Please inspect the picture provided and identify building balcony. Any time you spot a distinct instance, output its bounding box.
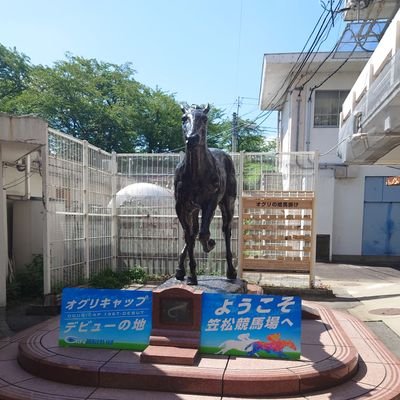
[338,8,400,164]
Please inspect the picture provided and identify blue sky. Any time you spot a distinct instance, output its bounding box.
[0,0,344,138]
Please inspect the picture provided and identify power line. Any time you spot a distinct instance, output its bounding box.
[261,0,344,113]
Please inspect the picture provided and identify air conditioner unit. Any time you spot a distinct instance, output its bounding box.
[334,165,359,179]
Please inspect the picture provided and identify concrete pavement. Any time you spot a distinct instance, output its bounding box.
[314,262,400,358]
[244,262,400,359]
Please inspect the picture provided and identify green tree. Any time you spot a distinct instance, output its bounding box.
[134,88,182,153]
[0,44,274,154]
[236,119,277,152]
[0,44,31,103]
[207,114,276,153]
[5,55,145,152]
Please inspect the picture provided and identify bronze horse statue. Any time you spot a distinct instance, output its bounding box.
[174,104,237,285]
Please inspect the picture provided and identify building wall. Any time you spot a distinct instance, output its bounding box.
[332,165,397,257]
[305,71,362,161]
[12,199,44,272]
[278,68,400,261]
[280,96,292,153]
[315,168,335,259]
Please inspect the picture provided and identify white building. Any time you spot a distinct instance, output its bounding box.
[0,114,48,308]
[259,1,400,264]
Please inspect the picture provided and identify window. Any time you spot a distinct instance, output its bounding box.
[314,90,349,127]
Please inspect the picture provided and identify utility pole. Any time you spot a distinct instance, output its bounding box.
[232,96,241,153]
[232,112,238,153]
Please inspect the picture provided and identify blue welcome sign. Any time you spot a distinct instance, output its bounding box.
[59,288,152,350]
[200,293,301,360]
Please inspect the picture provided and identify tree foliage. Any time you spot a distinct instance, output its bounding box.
[0,45,274,153]
[134,88,182,153]
[0,44,31,101]
[208,114,276,153]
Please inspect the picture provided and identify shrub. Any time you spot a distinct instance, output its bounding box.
[127,266,147,284]
[88,266,148,288]
[6,254,44,301]
[89,268,124,289]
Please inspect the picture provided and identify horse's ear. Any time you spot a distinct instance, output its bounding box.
[204,103,210,114]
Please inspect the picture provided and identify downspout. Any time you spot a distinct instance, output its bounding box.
[295,88,303,151]
[305,92,313,151]
[277,110,282,153]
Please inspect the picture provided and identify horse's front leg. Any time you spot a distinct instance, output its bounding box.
[175,207,191,281]
[199,200,217,253]
[176,209,199,285]
[176,234,197,285]
[176,243,188,281]
[187,212,199,285]
[220,198,237,280]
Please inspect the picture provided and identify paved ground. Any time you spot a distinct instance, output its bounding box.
[316,262,400,358]
[245,262,400,359]
[2,261,400,360]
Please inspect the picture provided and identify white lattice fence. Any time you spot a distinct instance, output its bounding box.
[116,153,241,277]
[46,130,114,291]
[44,130,316,292]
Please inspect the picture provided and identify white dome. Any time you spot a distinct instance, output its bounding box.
[112,183,174,208]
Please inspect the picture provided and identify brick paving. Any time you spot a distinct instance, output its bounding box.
[0,301,399,399]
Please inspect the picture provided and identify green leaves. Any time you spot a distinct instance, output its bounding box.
[0,44,31,101]
[0,44,275,154]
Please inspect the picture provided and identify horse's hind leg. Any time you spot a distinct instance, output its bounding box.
[220,197,237,280]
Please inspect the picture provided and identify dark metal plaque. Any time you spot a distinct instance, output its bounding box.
[160,298,193,325]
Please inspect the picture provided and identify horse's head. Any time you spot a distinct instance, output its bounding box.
[181,104,210,149]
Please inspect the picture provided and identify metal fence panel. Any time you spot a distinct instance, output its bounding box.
[47,130,113,290]
[87,145,113,276]
[47,130,85,289]
[46,131,316,291]
[115,153,241,277]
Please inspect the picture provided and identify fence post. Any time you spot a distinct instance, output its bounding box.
[82,141,90,281]
[0,145,7,307]
[177,152,185,266]
[237,151,244,278]
[42,135,51,295]
[111,151,117,271]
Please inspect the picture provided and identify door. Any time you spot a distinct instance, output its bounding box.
[362,176,400,255]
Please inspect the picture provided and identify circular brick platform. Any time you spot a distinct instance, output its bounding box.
[16,302,360,397]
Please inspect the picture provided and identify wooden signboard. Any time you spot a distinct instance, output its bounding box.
[240,192,315,279]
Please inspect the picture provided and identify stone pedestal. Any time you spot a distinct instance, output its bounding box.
[140,285,203,365]
[158,275,248,293]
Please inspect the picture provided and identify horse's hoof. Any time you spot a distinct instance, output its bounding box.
[202,239,216,253]
[227,270,237,280]
[175,269,185,281]
[208,239,216,251]
[187,276,198,285]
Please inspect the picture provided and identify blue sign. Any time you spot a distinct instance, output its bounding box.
[200,293,301,360]
[59,288,152,350]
